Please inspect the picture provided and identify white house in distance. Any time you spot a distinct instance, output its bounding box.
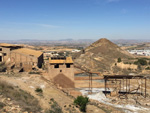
[128,50,150,56]
[71,49,81,53]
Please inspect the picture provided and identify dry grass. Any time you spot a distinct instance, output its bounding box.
[45,98,63,113]
[0,80,41,112]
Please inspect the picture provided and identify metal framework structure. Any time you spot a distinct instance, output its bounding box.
[104,75,147,98]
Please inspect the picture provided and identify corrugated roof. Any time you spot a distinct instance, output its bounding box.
[12,48,43,57]
[49,57,73,64]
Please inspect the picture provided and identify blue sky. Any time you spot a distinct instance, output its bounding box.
[0,0,150,40]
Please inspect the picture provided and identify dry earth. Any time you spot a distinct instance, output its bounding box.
[0,72,127,113]
[0,73,81,113]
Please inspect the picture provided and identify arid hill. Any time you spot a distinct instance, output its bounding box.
[74,38,134,74]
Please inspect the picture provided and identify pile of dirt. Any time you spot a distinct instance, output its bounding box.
[74,38,134,74]
[53,73,75,88]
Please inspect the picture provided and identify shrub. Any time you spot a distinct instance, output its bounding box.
[124,62,129,64]
[35,88,43,93]
[128,68,131,70]
[46,99,62,113]
[145,67,150,70]
[74,96,89,112]
[29,71,40,74]
[117,58,122,63]
[134,59,147,65]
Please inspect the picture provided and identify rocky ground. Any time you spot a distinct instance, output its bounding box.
[0,96,24,113]
[0,72,81,113]
[0,72,127,113]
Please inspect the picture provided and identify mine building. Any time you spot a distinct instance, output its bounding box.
[10,48,43,71]
[48,56,74,88]
[0,43,43,72]
[0,43,22,62]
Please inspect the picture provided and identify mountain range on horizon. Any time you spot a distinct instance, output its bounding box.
[0,38,150,47]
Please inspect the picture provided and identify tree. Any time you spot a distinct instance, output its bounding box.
[134,59,147,65]
[117,58,122,63]
[74,96,89,112]
[138,59,147,65]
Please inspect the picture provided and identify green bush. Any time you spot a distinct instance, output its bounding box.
[145,67,150,70]
[74,96,89,112]
[128,68,131,70]
[117,58,122,63]
[35,88,43,93]
[46,98,62,113]
[134,59,147,65]
[29,71,40,74]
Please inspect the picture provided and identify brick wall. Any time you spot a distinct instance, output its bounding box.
[48,63,75,88]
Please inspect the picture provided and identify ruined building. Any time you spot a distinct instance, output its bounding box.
[10,48,43,71]
[0,43,43,72]
[0,43,22,62]
[48,57,74,88]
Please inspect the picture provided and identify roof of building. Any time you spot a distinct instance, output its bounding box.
[11,48,43,57]
[49,57,73,64]
[0,43,21,47]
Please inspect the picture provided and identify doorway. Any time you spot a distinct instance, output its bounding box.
[0,56,2,62]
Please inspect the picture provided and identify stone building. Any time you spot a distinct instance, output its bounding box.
[10,48,43,71]
[0,43,43,72]
[0,43,22,62]
[48,57,74,88]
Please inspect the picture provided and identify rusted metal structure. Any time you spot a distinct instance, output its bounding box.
[88,72,92,94]
[104,75,147,98]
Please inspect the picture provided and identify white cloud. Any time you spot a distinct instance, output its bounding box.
[35,24,61,28]
[10,22,61,28]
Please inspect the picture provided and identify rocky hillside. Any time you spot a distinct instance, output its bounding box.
[74,38,134,74]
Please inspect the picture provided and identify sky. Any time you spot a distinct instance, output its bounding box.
[0,0,150,40]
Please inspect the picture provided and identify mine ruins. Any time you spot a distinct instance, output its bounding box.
[1,39,150,113]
